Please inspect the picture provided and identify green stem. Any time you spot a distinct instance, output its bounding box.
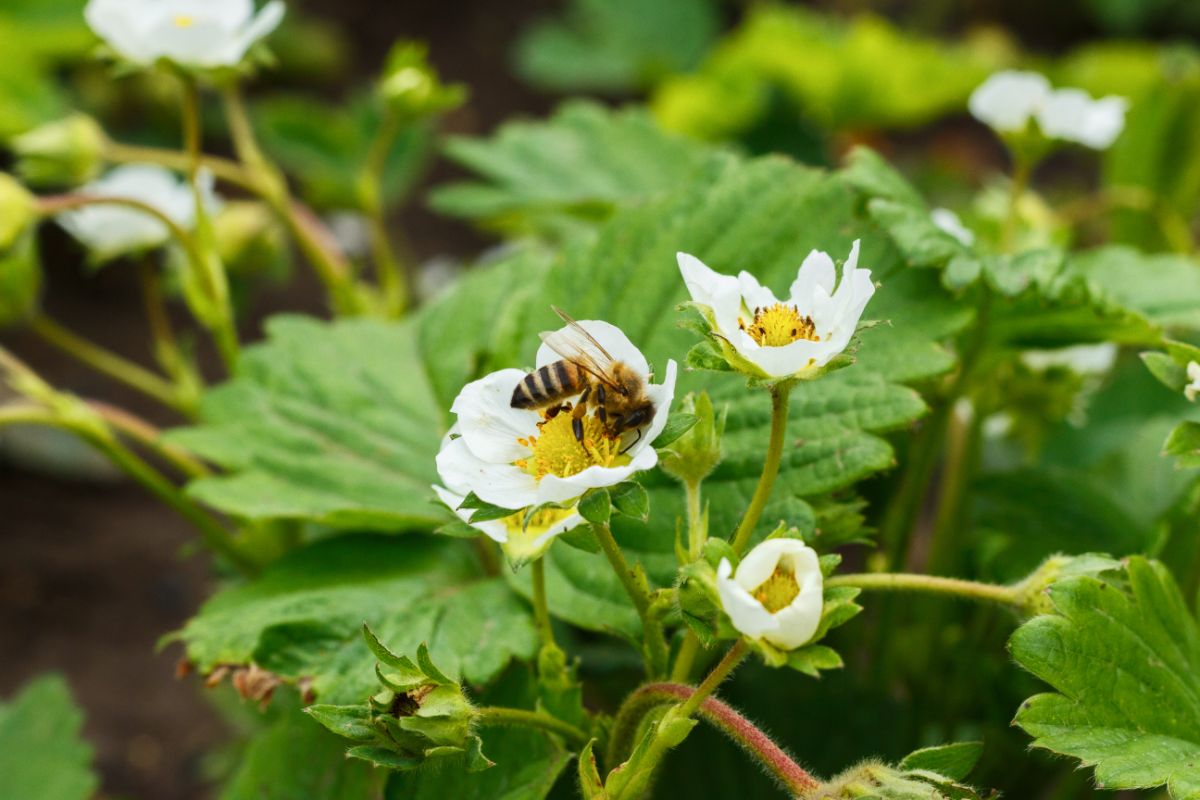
[474,706,588,748]
[0,403,255,575]
[26,315,188,413]
[531,558,555,650]
[685,479,704,561]
[85,400,211,479]
[592,521,669,677]
[104,141,256,191]
[609,683,819,795]
[608,641,748,799]
[827,572,1020,607]
[926,402,983,577]
[730,382,791,555]
[181,79,240,372]
[359,107,409,315]
[1002,155,1032,253]
[670,632,701,684]
[218,86,365,315]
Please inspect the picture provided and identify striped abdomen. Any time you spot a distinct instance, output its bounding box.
[511,360,586,409]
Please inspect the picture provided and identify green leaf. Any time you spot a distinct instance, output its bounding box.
[513,0,719,93]
[304,704,377,743]
[167,315,446,531]
[429,101,716,235]
[898,742,984,782]
[1165,421,1200,469]
[173,535,537,704]
[1011,557,1200,799]
[221,696,382,800]
[0,674,97,800]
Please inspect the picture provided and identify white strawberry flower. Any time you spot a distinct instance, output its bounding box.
[57,164,220,262]
[1186,361,1200,402]
[678,241,875,380]
[716,539,823,651]
[434,320,677,560]
[84,0,285,70]
[969,70,1127,151]
[1036,89,1127,150]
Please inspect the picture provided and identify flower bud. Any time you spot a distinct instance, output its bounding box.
[0,174,41,326]
[378,42,466,120]
[306,627,488,771]
[11,115,108,188]
[211,201,287,278]
[660,391,724,484]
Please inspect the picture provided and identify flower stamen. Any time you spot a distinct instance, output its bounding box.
[740,304,819,348]
[753,565,801,613]
[516,408,627,480]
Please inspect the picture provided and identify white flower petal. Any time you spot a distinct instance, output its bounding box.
[434,435,539,508]
[1186,361,1200,402]
[737,270,780,312]
[535,448,658,505]
[732,538,793,591]
[223,0,285,64]
[788,250,837,303]
[451,369,538,463]
[969,70,1051,132]
[678,252,734,309]
[717,559,780,639]
[636,359,678,454]
[535,319,650,379]
[85,0,279,68]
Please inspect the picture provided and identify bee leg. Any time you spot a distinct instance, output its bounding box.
[620,427,642,455]
[571,402,587,443]
[579,384,591,405]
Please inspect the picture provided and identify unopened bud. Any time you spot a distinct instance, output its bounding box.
[11,114,108,188]
[0,174,41,325]
[212,201,286,278]
[378,43,466,119]
[660,391,725,484]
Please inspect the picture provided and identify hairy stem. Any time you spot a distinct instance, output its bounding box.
[27,314,189,414]
[85,400,210,479]
[615,683,820,795]
[0,403,255,575]
[592,521,669,677]
[104,141,255,190]
[474,706,588,748]
[531,558,555,651]
[827,572,1021,606]
[730,383,791,555]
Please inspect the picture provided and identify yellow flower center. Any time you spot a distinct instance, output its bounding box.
[741,304,819,348]
[516,409,628,480]
[753,565,800,613]
[173,15,195,27]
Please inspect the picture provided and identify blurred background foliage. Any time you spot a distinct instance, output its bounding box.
[5,1,1200,799]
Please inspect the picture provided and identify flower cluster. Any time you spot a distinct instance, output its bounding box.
[969,70,1127,151]
[435,320,677,563]
[678,241,875,381]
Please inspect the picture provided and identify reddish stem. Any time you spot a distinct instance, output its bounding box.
[619,682,820,794]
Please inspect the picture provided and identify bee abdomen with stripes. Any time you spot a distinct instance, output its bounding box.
[511,360,587,409]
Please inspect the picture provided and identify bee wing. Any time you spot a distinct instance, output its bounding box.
[539,310,620,389]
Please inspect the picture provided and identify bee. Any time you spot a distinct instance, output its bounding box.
[511,307,656,447]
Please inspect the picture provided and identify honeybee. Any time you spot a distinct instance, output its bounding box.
[511,307,656,446]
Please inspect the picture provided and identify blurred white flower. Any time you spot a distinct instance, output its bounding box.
[931,207,975,246]
[433,320,676,560]
[968,70,1051,133]
[716,539,823,650]
[85,0,285,69]
[1036,89,1128,150]
[969,70,1127,150]
[1021,343,1118,376]
[678,241,875,380]
[58,164,220,262]
[1186,361,1200,402]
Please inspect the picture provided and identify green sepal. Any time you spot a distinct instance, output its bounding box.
[577,740,606,799]
[577,488,612,525]
[302,703,377,742]
[1164,421,1200,469]
[651,413,699,449]
[610,481,649,521]
[899,742,984,782]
